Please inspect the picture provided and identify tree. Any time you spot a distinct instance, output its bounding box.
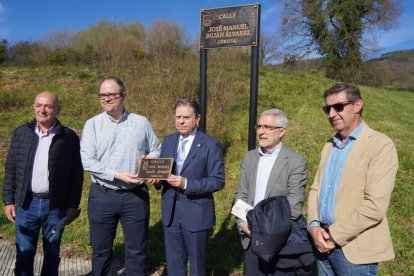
[260,31,282,65]
[280,0,400,81]
[146,19,190,60]
[0,39,8,64]
[41,30,75,50]
[8,41,51,66]
[73,20,146,69]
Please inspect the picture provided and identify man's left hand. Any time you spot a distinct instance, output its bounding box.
[66,208,81,225]
[167,175,186,189]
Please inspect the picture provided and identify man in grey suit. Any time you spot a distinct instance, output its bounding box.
[235,108,308,275]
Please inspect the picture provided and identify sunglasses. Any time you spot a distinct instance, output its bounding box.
[322,101,354,115]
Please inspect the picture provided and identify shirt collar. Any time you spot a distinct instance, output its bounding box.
[105,110,128,123]
[35,122,57,135]
[333,121,364,148]
[180,128,197,143]
[258,142,282,156]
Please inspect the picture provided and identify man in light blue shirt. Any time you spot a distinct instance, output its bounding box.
[81,76,161,275]
[308,83,398,275]
[309,123,363,228]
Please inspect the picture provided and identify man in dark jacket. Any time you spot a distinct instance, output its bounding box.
[2,91,83,276]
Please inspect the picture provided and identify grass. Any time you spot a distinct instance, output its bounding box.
[0,62,413,275]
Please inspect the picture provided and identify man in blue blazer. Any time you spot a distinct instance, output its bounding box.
[153,98,225,276]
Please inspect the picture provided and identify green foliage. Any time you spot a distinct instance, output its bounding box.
[282,0,400,82]
[363,49,414,91]
[7,41,52,66]
[146,19,190,60]
[72,20,147,70]
[46,50,70,65]
[0,64,412,275]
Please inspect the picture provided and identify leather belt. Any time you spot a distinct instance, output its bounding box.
[31,192,49,199]
[94,182,134,193]
[320,222,330,231]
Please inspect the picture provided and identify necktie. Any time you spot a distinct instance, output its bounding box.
[176,138,188,175]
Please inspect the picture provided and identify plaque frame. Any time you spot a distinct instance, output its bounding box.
[138,157,174,180]
[200,4,259,49]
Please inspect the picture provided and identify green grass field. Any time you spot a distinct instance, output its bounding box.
[0,64,413,275]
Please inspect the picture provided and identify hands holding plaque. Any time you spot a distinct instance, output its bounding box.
[115,172,142,184]
[142,158,188,189]
[138,157,174,180]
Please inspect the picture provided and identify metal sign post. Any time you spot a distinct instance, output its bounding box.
[199,4,261,150]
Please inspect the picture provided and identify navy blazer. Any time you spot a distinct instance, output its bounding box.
[160,129,225,232]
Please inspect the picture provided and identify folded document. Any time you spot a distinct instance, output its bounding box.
[231,199,253,222]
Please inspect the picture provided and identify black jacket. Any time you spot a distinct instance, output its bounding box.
[3,119,83,209]
[275,216,315,269]
[247,196,292,262]
[247,196,315,269]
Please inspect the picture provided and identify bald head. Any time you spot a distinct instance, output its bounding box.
[35,91,60,106]
[33,91,61,130]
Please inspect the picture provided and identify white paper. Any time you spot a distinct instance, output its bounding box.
[231,199,253,222]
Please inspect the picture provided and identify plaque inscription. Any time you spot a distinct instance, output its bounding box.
[200,4,259,49]
[138,158,174,180]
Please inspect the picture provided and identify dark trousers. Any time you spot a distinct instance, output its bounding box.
[164,199,209,276]
[245,244,297,276]
[88,183,149,276]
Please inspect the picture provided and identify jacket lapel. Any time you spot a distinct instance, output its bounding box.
[181,130,202,173]
[264,145,288,198]
[171,133,180,158]
[248,153,260,204]
[336,124,371,196]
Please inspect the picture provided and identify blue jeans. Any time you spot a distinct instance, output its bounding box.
[15,197,65,276]
[316,247,378,276]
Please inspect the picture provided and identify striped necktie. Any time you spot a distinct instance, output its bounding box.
[176,138,188,175]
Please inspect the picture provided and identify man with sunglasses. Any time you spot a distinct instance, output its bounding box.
[308,83,398,275]
[80,76,161,275]
[235,108,308,275]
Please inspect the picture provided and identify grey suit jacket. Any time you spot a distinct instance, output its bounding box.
[235,144,308,249]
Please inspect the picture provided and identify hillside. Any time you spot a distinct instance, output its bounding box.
[276,49,414,92]
[0,64,413,275]
[365,49,414,91]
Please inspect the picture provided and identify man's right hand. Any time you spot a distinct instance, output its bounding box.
[309,226,336,253]
[4,204,16,223]
[239,222,251,236]
[115,172,142,184]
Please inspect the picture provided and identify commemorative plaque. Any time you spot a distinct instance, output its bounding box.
[138,158,174,180]
[200,4,259,49]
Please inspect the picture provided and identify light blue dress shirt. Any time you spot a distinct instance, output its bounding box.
[254,143,282,206]
[81,111,161,190]
[314,122,364,228]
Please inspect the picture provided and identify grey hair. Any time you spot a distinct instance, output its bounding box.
[260,108,288,128]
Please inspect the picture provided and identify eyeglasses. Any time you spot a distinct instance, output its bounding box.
[322,101,354,115]
[97,92,123,100]
[255,124,283,131]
